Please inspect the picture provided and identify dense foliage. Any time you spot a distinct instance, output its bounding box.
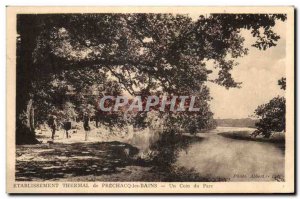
[253,78,286,138]
[16,13,286,144]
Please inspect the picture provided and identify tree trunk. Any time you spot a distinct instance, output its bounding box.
[15,15,43,145]
[95,115,99,128]
[16,98,39,145]
[26,99,35,131]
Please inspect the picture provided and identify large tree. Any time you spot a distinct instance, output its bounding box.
[253,77,286,138]
[16,13,286,144]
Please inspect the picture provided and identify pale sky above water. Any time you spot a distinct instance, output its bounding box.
[207,20,286,119]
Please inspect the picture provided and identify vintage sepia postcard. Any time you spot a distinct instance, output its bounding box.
[6,6,295,194]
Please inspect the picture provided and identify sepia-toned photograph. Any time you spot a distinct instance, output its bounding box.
[6,6,294,194]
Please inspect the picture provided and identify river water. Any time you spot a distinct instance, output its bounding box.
[174,127,285,181]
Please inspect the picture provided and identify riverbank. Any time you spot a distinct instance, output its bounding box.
[15,133,205,181]
[16,127,285,182]
[218,131,285,152]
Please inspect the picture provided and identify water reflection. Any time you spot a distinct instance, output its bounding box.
[174,127,285,181]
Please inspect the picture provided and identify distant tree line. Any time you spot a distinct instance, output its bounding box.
[215,118,258,128]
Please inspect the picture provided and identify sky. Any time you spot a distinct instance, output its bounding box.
[207,20,286,119]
